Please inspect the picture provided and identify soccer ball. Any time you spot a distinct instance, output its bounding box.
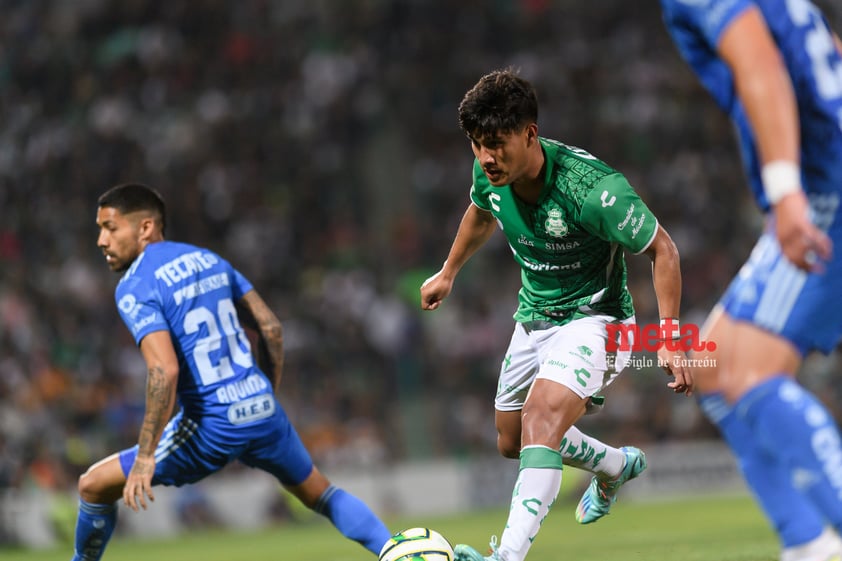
[378,527,455,561]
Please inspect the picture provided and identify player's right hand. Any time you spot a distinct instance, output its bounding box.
[657,346,694,396]
[420,270,453,311]
[124,454,156,512]
[774,191,832,272]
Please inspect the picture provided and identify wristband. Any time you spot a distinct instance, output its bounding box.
[659,317,681,341]
[761,160,801,205]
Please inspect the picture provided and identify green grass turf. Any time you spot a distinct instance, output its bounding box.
[3,494,778,561]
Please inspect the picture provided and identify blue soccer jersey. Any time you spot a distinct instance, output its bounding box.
[661,0,842,354]
[115,241,274,428]
[76,234,390,559]
[661,0,842,211]
[114,241,315,487]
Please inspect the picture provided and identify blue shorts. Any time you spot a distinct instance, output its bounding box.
[118,398,313,488]
[720,196,842,356]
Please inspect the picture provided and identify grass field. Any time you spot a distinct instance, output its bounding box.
[4,494,778,561]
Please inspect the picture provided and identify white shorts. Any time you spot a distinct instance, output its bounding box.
[494,314,634,412]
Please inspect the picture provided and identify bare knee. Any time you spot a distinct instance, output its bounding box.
[497,434,520,459]
[77,455,126,504]
[494,409,522,459]
[78,470,112,503]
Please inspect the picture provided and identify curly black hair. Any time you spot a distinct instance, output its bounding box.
[458,68,538,140]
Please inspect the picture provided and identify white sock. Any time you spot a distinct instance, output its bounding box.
[497,446,562,561]
[559,425,625,478]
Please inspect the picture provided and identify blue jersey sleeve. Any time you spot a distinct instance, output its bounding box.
[661,0,752,113]
[115,275,170,345]
[663,0,842,210]
[664,0,751,46]
[228,263,254,300]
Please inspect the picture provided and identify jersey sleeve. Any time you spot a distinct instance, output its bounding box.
[210,252,254,300]
[230,266,254,299]
[580,173,659,254]
[666,0,752,47]
[469,160,493,211]
[115,276,169,345]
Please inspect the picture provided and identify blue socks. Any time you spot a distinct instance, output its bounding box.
[736,376,842,530]
[314,485,392,555]
[71,500,117,561]
[698,392,824,547]
[70,488,390,558]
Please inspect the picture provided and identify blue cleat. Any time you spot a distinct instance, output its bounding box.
[454,536,500,561]
[575,446,646,524]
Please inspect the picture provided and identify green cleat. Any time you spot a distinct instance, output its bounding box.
[454,536,500,561]
[575,446,646,524]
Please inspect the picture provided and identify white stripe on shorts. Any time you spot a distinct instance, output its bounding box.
[755,256,807,332]
[155,417,198,463]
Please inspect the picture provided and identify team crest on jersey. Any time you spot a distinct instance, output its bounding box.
[544,207,568,238]
[118,293,141,319]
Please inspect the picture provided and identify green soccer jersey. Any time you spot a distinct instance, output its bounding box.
[470,137,658,326]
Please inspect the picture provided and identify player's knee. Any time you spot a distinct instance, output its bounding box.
[77,467,119,503]
[77,470,100,501]
[497,435,520,459]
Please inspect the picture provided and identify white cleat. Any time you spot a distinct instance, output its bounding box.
[781,528,842,561]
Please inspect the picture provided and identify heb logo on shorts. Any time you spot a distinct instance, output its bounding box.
[605,319,717,352]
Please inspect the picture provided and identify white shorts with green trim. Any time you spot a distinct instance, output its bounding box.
[494,314,634,411]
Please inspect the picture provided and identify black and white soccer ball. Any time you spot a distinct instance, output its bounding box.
[378,527,455,561]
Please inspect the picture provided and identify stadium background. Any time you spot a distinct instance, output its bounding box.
[1,0,840,550]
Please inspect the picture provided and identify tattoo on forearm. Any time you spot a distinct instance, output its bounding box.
[131,458,154,476]
[138,365,174,456]
[253,307,284,387]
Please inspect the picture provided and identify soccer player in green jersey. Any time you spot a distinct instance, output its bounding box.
[420,69,692,561]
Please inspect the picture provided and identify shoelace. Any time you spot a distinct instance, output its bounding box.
[596,485,612,500]
[488,535,499,558]
[595,471,625,501]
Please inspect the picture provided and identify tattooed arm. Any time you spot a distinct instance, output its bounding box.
[124,330,179,512]
[237,290,284,392]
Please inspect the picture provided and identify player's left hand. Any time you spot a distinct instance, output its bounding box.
[774,191,832,272]
[657,346,693,396]
[124,454,156,512]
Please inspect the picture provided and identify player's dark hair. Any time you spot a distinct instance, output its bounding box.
[458,68,538,140]
[98,183,167,235]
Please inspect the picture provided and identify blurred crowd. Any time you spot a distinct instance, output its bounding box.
[2,0,841,504]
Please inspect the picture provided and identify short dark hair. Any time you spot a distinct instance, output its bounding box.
[98,183,167,235]
[458,68,538,140]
